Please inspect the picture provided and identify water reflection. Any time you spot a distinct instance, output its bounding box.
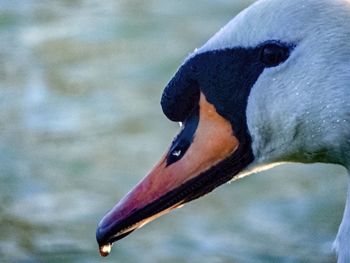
[0,1,346,262]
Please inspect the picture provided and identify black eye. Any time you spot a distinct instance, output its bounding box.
[167,140,190,166]
[260,42,291,67]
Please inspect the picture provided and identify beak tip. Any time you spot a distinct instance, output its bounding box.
[96,219,110,246]
[96,223,113,257]
[96,225,105,245]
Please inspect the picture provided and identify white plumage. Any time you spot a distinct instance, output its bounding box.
[193,0,350,261]
[96,1,350,261]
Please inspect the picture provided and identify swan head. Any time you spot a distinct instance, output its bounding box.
[199,0,350,167]
[96,0,350,255]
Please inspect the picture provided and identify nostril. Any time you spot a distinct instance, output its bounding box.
[167,141,191,166]
[171,149,182,157]
[165,101,200,166]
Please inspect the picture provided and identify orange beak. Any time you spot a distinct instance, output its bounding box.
[96,93,251,256]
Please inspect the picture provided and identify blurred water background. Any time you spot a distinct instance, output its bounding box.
[0,0,347,262]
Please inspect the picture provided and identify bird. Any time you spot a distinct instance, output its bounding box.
[96,0,350,261]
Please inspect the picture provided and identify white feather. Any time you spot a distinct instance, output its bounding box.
[191,0,350,261]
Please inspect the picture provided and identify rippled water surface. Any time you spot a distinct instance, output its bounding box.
[0,1,347,262]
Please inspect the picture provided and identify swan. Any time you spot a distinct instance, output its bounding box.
[96,0,350,261]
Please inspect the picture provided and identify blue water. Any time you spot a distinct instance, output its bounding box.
[0,1,346,262]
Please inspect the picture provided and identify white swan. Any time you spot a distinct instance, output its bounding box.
[96,0,350,261]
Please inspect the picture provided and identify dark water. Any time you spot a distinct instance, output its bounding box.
[0,1,347,262]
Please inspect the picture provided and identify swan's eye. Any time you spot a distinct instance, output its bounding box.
[260,42,291,67]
